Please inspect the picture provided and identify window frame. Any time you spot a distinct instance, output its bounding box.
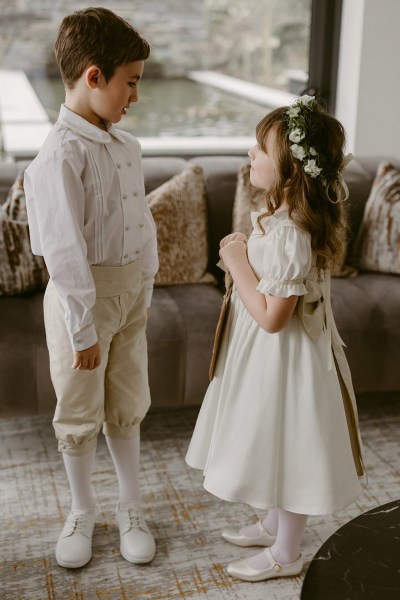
[305,0,343,112]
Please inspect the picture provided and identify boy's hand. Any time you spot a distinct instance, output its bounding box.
[72,342,101,370]
[220,232,247,249]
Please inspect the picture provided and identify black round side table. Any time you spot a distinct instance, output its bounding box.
[301,499,400,600]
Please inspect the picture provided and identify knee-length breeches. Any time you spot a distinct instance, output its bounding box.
[44,259,151,456]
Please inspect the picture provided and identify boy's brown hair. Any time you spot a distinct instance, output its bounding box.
[55,7,150,88]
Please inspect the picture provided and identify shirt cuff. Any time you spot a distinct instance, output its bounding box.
[72,323,98,351]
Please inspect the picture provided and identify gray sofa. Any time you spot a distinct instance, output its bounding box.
[1,154,400,417]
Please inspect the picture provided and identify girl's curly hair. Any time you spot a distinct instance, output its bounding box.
[255,101,349,270]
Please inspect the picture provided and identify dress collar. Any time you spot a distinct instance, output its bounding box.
[58,105,126,144]
[250,207,290,230]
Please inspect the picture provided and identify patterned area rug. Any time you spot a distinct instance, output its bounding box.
[1,394,399,600]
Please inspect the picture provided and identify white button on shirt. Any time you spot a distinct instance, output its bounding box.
[24,105,159,351]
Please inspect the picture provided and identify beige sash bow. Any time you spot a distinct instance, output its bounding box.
[296,268,346,371]
[297,267,364,476]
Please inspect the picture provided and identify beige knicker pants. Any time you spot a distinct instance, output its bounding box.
[44,258,151,456]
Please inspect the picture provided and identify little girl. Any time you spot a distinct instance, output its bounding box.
[185,96,364,582]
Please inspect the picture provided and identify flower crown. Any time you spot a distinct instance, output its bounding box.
[286,95,352,198]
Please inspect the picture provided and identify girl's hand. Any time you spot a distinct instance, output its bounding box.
[220,232,247,248]
[219,240,248,271]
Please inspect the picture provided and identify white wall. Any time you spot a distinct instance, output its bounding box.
[336,0,400,158]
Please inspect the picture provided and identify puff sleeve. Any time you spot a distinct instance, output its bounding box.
[256,225,312,298]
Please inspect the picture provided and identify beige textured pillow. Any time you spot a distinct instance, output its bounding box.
[232,163,265,237]
[146,165,215,286]
[0,174,49,296]
[354,162,400,274]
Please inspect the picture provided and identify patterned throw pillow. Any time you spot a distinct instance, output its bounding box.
[232,162,357,278]
[354,162,400,274]
[146,164,215,286]
[232,163,265,237]
[0,174,49,296]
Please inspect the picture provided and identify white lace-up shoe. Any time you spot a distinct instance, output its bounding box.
[116,504,156,564]
[55,509,95,568]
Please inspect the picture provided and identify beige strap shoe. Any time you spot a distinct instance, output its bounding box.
[222,519,276,547]
[227,547,303,582]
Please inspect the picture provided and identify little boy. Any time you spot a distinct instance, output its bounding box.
[24,7,158,569]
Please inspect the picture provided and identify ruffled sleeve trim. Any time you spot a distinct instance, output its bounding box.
[257,276,308,298]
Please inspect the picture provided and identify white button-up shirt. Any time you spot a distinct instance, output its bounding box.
[24,105,158,351]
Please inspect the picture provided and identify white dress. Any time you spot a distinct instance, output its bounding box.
[186,210,362,516]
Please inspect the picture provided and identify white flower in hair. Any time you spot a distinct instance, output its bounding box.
[309,147,317,156]
[304,159,322,178]
[287,106,301,118]
[290,143,305,161]
[298,94,315,105]
[288,128,305,143]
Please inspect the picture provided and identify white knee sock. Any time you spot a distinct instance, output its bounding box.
[105,435,141,509]
[247,509,307,570]
[62,450,96,512]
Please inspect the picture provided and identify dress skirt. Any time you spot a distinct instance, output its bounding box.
[185,288,362,516]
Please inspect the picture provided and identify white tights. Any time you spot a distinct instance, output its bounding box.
[242,508,308,569]
[62,434,142,512]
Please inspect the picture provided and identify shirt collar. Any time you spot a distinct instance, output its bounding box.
[58,105,126,144]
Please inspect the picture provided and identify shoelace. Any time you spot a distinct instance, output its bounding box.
[123,511,146,532]
[65,513,93,537]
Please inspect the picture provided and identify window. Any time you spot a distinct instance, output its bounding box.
[205,0,312,94]
[0,1,340,157]
[306,0,343,112]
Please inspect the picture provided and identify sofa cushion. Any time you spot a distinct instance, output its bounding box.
[147,283,222,405]
[142,157,188,194]
[0,292,56,416]
[0,161,31,205]
[189,156,249,282]
[232,162,265,236]
[331,273,400,392]
[0,174,48,296]
[353,162,400,274]
[345,156,400,260]
[146,164,215,286]
[0,164,20,205]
